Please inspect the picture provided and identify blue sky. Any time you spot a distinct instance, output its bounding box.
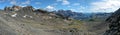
[0,0,120,13]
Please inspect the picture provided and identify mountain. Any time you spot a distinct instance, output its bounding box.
[54,10,91,20]
[54,10,112,21]
[0,5,87,35]
[104,8,120,35]
[0,5,110,35]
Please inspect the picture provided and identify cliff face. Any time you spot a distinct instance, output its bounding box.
[104,8,120,35]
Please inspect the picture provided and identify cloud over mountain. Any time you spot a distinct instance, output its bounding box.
[46,5,55,11]
[90,0,120,13]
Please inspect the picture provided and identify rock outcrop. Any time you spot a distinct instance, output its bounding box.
[12,5,22,11]
[104,8,120,35]
[4,5,22,11]
[4,6,12,11]
[18,6,34,15]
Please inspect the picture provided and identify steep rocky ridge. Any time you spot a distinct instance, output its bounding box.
[104,8,120,35]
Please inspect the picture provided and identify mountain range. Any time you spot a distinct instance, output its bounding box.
[0,5,114,35]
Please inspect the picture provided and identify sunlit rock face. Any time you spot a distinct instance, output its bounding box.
[4,5,22,11]
[19,6,34,12]
[17,6,35,16]
[12,5,22,11]
[104,8,120,35]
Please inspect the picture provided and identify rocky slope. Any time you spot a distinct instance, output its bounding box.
[0,5,108,35]
[104,8,120,35]
[0,5,86,35]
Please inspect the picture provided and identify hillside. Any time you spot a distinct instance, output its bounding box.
[104,8,120,35]
[0,5,109,35]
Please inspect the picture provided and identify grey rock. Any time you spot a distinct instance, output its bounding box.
[104,8,120,35]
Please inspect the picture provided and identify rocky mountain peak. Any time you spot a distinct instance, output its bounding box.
[4,5,21,11]
[12,5,22,11]
[4,5,34,12]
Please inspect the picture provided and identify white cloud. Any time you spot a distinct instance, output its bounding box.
[9,0,31,5]
[46,6,54,9]
[46,5,55,11]
[56,0,70,5]
[19,5,27,7]
[70,9,75,11]
[90,0,120,13]
[62,0,70,5]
